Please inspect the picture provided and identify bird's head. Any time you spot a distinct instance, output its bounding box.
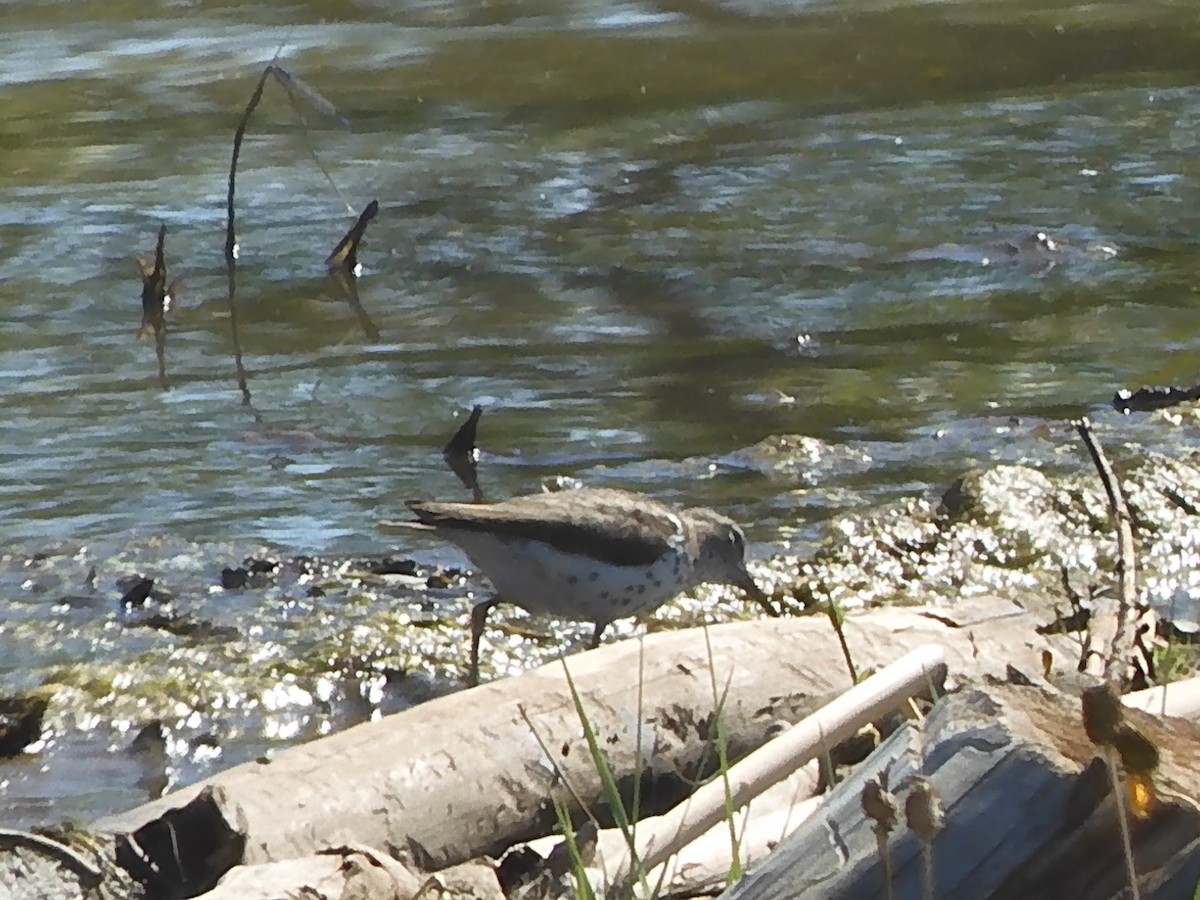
[687,508,775,616]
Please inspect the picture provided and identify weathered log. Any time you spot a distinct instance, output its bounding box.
[721,684,1200,900]
[88,599,1073,896]
[198,844,428,900]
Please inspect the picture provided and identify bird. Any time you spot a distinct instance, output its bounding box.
[393,487,776,685]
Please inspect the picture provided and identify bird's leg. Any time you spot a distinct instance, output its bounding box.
[743,581,780,618]
[468,596,501,687]
[588,621,607,650]
[754,594,780,618]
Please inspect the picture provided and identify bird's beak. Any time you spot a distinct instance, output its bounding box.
[740,571,779,618]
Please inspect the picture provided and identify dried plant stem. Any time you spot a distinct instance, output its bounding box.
[826,599,859,684]
[224,263,253,409]
[919,839,933,900]
[225,63,273,264]
[1104,746,1141,900]
[1075,417,1137,680]
[221,61,274,409]
[862,777,897,900]
[876,829,893,900]
[905,774,942,900]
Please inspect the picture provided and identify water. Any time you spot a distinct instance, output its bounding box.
[5,0,1200,828]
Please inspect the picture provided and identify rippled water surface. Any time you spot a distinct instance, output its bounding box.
[6,0,1200,827]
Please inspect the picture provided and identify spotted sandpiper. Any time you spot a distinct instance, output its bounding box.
[395,487,776,685]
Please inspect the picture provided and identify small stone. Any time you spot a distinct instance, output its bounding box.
[221,567,249,590]
[368,557,419,577]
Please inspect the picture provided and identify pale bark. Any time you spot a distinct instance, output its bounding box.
[1123,674,1200,719]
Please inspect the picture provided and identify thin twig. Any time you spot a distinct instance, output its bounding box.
[270,65,355,213]
[224,261,255,410]
[225,62,275,264]
[221,62,274,409]
[826,598,859,684]
[702,625,745,885]
[1075,417,1137,681]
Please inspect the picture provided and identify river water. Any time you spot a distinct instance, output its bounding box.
[4,0,1200,828]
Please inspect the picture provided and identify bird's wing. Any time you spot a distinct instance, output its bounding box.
[404,490,677,568]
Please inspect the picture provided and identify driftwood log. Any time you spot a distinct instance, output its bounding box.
[0,598,1075,898]
[722,683,1200,900]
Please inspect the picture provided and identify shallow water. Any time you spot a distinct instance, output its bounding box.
[5,0,1200,828]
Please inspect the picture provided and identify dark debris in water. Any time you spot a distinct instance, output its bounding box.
[217,552,437,591]
[118,576,157,609]
[992,229,1118,269]
[425,570,465,590]
[0,692,50,758]
[135,223,179,388]
[220,567,248,590]
[443,404,485,503]
[326,199,379,272]
[367,557,419,577]
[127,720,170,800]
[1113,384,1200,414]
[220,556,279,590]
[122,612,240,642]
